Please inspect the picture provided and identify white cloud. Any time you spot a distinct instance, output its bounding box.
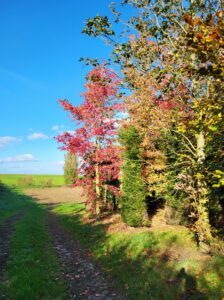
[0,136,21,148]
[52,124,64,131]
[0,154,38,163]
[52,125,59,131]
[27,132,49,140]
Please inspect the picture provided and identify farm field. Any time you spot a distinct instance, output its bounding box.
[25,186,85,204]
[0,183,223,299]
[0,174,64,187]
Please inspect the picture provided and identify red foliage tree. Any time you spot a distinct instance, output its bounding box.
[56,66,123,214]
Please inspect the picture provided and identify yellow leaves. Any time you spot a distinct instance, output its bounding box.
[196,173,203,179]
[208,126,218,132]
[205,31,220,43]
[212,170,224,188]
[190,53,196,61]
[213,170,224,178]
[177,127,186,134]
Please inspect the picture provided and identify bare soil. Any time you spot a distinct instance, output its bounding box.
[25,186,85,205]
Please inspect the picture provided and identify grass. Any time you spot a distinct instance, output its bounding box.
[1,184,223,299]
[0,184,28,224]
[52,203,224,300]
[0,185,66,299]
[0,174,64,187]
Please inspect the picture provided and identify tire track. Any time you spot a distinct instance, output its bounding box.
[48,213,127,300]
[0,212,24,280]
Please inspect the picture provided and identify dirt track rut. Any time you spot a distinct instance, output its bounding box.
[0,213,23,281]
[48,214,126,300]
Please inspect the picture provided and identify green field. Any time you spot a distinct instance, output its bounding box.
[0,174,64,187]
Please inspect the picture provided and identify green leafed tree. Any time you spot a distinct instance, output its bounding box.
[64,152,78,185]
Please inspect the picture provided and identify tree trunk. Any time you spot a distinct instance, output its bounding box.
[197,131,205,164]
[95,140,103,215]
[195,131,212,248]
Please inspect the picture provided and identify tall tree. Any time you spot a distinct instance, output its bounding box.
[57,66,123,215]
[82,0,224,246]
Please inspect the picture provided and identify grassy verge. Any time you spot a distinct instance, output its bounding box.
[0,185,28,224]
[0,185,66,299]
[0,174,64,187]
[53,203,224,300]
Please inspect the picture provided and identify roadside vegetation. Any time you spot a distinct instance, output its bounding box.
[57,0,224,252]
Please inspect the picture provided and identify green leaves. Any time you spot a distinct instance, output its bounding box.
[82,16,115,38]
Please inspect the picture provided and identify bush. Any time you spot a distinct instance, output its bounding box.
[40,178,53,187]
[64,152,78,185]
[119,126,150,227]
[17,176,35,187]
[44,178,53,187]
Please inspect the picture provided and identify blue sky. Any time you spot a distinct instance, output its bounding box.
[0,0,116,174]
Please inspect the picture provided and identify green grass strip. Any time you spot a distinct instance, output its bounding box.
[53,202,224,300]
[0,185,66,299]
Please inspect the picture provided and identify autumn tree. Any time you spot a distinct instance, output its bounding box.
[82,0,224,247]
[57,66,122,215]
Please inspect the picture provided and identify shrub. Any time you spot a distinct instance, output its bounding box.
[64,152,78,185]
[17,176,35,187]
[119,126,150,227]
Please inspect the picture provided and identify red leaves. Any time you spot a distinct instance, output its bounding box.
[57,66,123,212]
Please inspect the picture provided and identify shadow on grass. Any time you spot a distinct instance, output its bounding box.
[0,184,33,224]
[52,204,224,300]
[1,184,223,300]
[0,184,66,300]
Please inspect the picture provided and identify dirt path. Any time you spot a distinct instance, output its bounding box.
[0,213,24,281]
[48,213,127,300]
